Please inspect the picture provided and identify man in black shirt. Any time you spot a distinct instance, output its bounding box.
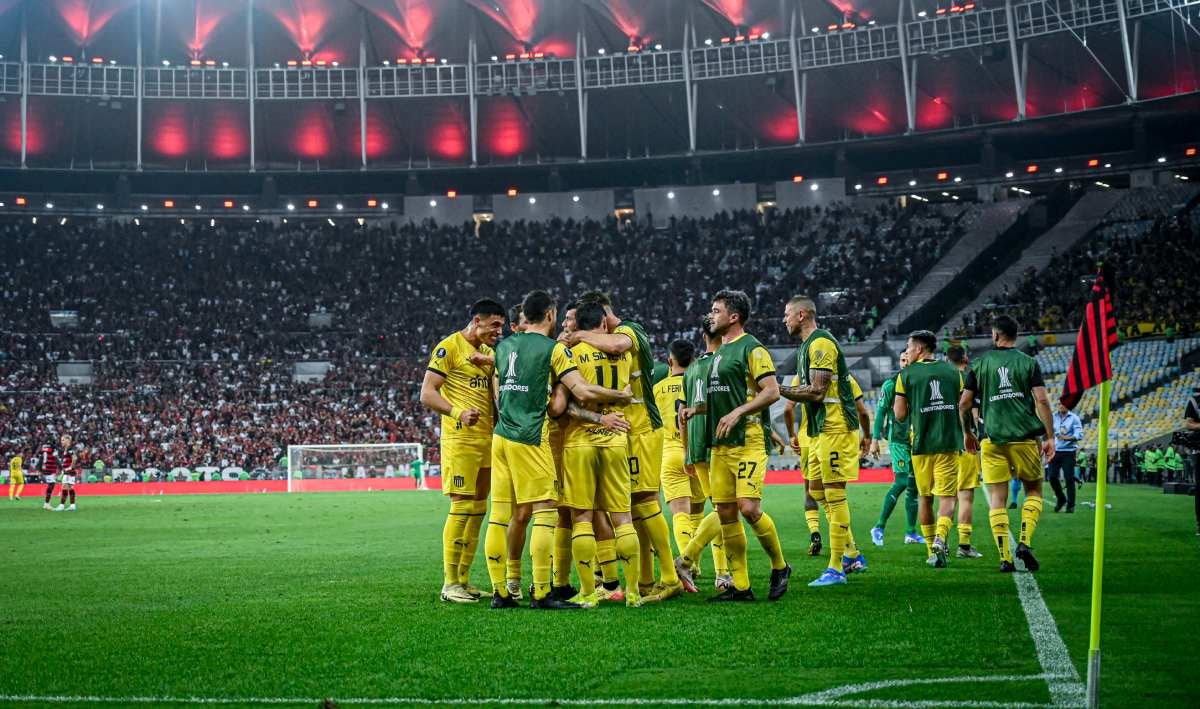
[1185,388,1200,535]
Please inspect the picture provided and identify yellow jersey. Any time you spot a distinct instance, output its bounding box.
[653,373,686,450]
[426,331,495,440]
[803,335,853,434]
[563,342,632,449]
[9,456,22,476]
[614,323,654,436]
[788,374,811,446]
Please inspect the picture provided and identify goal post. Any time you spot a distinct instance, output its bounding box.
[285,443,424,493]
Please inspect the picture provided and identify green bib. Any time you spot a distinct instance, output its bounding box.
[622,320,664,430]
[971,348,1045,444]
[706,334,771,449]
[493,332,562,445]
[683,352,714,465]
[899,359,964,455]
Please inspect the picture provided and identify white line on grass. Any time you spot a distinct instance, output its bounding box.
[1010,533,1087,708]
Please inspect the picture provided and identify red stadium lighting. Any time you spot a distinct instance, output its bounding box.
[748,33,761,40]
[287,60,297,67]
[91,57,104,64]
[1087,159,1100,167]
[15,196,26,206]
[827,24,839,31]
[205,59,216,66]
[936,172,949,181]
[519,52,530,59]
[627,45,639,53]
[734,35,746,42]
[720,37,731,44]
[62,56,74,63]
[447,190,458,198]
[1186,147,1197,157]
[505,53,516,61]
[936,7,947,14]
[315,60,326,66]
[190,59,202,66]
[163,200,175,208]
[424,57,435,64]
[950,5,964,13]
[1026,164,1039,173]
[876,176,889,185]
[841,22,855,29]
[307,199,318,208]
[223,200,234,208]
[533,52,544,59]
[792,175,804,183]
[964,2,976,9]
[506,188,518,197]
[397,58,408,64]
[366,199,378,208]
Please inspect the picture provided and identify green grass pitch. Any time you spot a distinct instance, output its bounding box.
[0,484,1196,708]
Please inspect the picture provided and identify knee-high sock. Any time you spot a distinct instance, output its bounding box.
[60,489,68,505]
[921,523,936,556]
[989,508,1013,563]
[457,500,487,584]
[749,512,787,570]
[442,500,472,586]
[825,487,850,572]
[722,521,750,591]
[682,510,721,564]
[614,522,641,594]
[552,524,573,587]
[876,478,907,529]
[634,500,679,584]
[957,523,973,547]
[484,501,512,594]
[571,521,597,596]
[844,527,859,558]
[596,538,619,584]
[1019,496,1043,546]
[935,515,953,543]
[44,483,55,503]
[671,512,694,560]
[805,509,821,535]
[636,524,655,587]
[688,512,706,571]
[530,509,558,600]
[69,489,75,504]
[810,487,827,523]
[904,477,920,535]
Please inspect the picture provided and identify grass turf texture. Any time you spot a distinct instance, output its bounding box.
[0,484,1195,708]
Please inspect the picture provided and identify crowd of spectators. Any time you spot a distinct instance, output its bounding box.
[0,202,965,469]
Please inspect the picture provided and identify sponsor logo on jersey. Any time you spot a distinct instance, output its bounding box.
[436,347,446,358]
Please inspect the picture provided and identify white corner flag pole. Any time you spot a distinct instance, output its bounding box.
[1085,378,1111,708]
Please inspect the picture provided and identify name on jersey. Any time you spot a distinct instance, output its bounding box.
[577,351,622,363]
[919,403,958,414]
[499,383,531,393]
[988,391,1027,403]
[468,375,488,389]
[707,384,732,393]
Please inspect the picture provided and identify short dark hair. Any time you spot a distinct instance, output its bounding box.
[521,290,556,325]
[713,289,751,325]
[577,290,612,308]
[575,300,607,331]
[946,344,967,365]
[992,314,1019,340]
[701,316,720,341]
[470,298,506,318]
[908,329,937,354]
[509,303,524,324]
[668,339,696,368]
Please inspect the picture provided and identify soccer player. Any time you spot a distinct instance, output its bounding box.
[947,345,983,559]
[56,435,78,511]
[39,440,61,511]
[677,290,789,601]
[653,339,705,592]
[564,292,683,600]
[420,298,506,603]
[782,382,823,556]
[960,315,1055,573]
[869,351,924,547]
[8,452,24,501]
[893,331,964,568]
[779,295,867,587]
[556,300,642,608]
[485,290,632,609]
[677,318,732,590]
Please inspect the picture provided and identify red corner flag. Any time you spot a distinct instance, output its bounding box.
[1061,265,1118,409]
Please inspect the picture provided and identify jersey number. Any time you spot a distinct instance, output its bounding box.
[594,365,619,388]
[628,456,640,480]
[736,461,757,479]
[829,451,840,471]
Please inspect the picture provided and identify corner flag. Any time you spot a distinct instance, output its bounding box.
[1061,265,1117,709]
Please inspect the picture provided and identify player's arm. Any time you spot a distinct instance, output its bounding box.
[715,349,779,439]
[548,382,570,419]
[1029,362,1056,460]
[855,396,872,456]
[893,372,910,422]
[565,329,634,355]
[420,368,481,426]
[560,369,633,406]
[959,369,979,453]
[779,368,832,402]
[565,400,630,433]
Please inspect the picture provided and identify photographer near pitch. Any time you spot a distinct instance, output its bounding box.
[1184,387,1200,535]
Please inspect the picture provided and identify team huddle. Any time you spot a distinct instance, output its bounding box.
[420,289,1057,609]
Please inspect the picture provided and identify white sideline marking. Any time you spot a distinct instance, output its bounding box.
[1010,534,1087,708]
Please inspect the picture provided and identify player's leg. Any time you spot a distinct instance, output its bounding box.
[610,510,642,607]
[872,472,907,546]
[595,447,639,605]
[630,432,680,598]
[592,510,620,598]
[457,465,491,595]
[43,479,56,510]
[439,439,477,602]
[515,440,579,609]
[698,450,750,601]
[568,507,598,606]
[690,462,728,586]
[739,488,790,601]
[552,507,576,599]
[1047,453,1067,512]
[1009,477,1022,509]
[903,468,922,543]
[484,437,519,606]
[931,456,959,568]
[833,433,866,573]
[980,440,1015,571]
[1014,442,1045,571]
[660,446,694,570]
[807,444,827,557]
[57,479,68,510]
[913,456,938,562]
[956,453,981,558]
[67,480,75,510]
[560,447,598,607]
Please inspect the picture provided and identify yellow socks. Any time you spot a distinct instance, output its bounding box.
[957,523,973,547]
[1019,496,1043,546]
[825,487,850,571]
[457,500,487,584]
[671,512,694,560]
[572,521,597,596]
[935,515,953,543]
[749,512,787,570]
[442,500,472,585]
[921,523,936,556]
[552,524,573,587]
[484,501,512,594]
[596,538,619,584]
[805,509,821,534]
[683,510,722,563]
[634,500,679,584]
[614,522,641,593]
[989,508,1013,563]
[530,509,557,600]
[722,521,750,590]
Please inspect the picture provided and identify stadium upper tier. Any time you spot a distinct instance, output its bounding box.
[0,202,964,359]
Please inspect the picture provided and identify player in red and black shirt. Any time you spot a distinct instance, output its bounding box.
[39,442,61,510]
[57,435,79,511]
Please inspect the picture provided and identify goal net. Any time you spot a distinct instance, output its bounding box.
[286,443,424,493]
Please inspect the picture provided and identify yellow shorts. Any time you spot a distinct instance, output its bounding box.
[805,445,821,483]
[981,439,1043,485]
[816,431,860,485]
[561,446,630,513]
[10,471,24,485]
[661,445,705,504]
[490,434,559,505]
[913,452,959,498]
[692,461,711,499]
[709,444,768,503]
[957,451,980,491]
[628,429,664,495]
[440,436,491,496]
